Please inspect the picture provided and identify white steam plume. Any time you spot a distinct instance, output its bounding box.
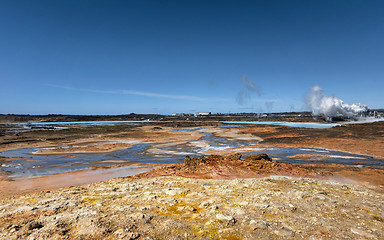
[306,86,369,118]
[236,74,261,105]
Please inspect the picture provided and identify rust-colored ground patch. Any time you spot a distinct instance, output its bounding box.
[32,142,133,155]
[239,122,384,159]
[138,153,384,187]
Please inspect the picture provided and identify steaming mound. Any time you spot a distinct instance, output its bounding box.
[139,153,314,179]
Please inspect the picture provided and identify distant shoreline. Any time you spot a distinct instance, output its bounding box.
[0,112,327,124]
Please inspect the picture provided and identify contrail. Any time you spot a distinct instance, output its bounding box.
[46,84,230,102]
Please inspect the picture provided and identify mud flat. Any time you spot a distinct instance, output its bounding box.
[0,164,159,196]
[1,121,384,193]
[2,121,384,157]
[32,142,134,155]
[248,121,384,159]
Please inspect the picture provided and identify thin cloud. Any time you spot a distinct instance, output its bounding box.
[46,84,230,101]
[251,98,279,103]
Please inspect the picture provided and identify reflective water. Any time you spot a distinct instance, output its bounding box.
[1,127,383,179]
[223,121,340,129]
[0,120,338,128]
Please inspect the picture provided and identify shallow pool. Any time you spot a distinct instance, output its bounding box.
[1,127,382,179]
[223,121,340,129]
[0,119,339,130]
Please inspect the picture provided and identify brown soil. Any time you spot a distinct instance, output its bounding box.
[287,154,331,161]
[32,142,133,155]
[0,124,205,153]
[1,120,384,239]
[215,122,384,159]
[0,164,159,196]
[139,153,310,179]
[2,121,384,158]
[200,127,263,141]
[139,153,384,188]
[1,121,384,195]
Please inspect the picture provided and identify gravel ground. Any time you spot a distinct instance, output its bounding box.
[0,175,383,239]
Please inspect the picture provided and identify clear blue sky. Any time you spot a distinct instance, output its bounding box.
[1,0,383,114]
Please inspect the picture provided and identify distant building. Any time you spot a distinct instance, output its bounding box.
[194,112,211,117]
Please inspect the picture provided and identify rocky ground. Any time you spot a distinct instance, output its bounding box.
[0,175,383,239]
[0,154,383,239]
[1,121,384,239]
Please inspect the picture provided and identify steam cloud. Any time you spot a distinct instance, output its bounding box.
[236,74,261,105]
[306,86,369,118]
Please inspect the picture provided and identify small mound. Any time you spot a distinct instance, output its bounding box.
[135,153,384,187]
[138,153,314,179]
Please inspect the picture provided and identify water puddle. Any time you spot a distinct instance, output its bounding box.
[1,120,338,129]
[1,127,383,180]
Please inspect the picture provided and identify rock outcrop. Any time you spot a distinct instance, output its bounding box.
[140,153,313,179]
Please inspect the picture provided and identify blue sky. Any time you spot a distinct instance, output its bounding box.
[1,0,383,114]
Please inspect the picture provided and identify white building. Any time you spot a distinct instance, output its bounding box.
[194,112,211,117]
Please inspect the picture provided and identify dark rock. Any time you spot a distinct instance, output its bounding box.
[28,221,43,230]
[230,153,242,160]
[244,153,272,162]
[184,155,192,166]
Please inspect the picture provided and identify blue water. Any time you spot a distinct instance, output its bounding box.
[0,120,338,129]
[223,121,340,129]
[0,144,186,179]
[1,127,383,179]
